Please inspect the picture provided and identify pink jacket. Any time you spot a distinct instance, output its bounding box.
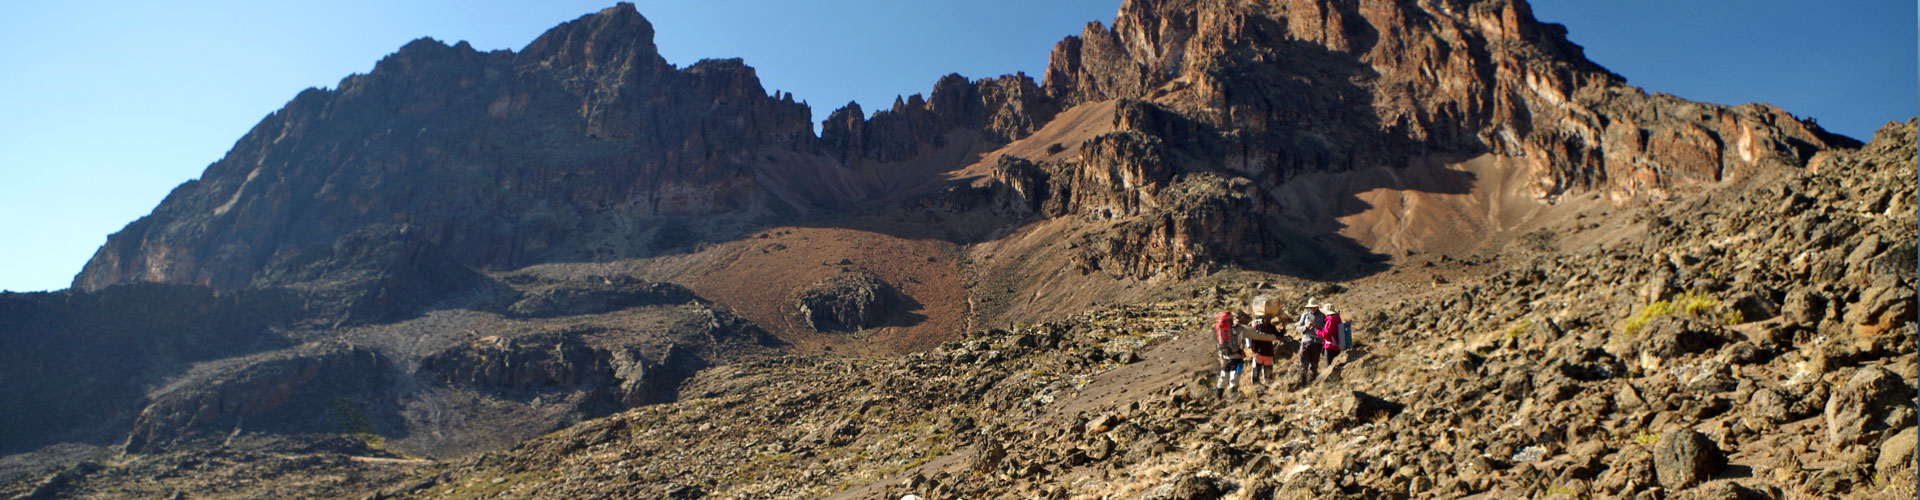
[1318,313,1342,349]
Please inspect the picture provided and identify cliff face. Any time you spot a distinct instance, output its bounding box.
[982,0,1854,281]
[1040,0,1852,196]
[76,0,1855,293]
[10,1,1911,496]
[72,4,1053,294]
[77,4,797,291]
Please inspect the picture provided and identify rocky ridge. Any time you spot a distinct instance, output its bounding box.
[380,121,1910,499]
[0,0,1908,499]
[16,120,1905,500]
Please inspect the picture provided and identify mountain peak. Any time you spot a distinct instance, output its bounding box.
[519,1,658,64]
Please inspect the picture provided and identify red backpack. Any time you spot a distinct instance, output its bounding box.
[1214,311,1235,345]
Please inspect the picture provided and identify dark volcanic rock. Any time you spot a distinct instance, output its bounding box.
[74,4,1049,298]
[795,270,897,332]
[1652,429,1723,490]
[1630,316,1725,369]
[123,343,394,454]
[0,284,300,454]
[77,3,810,292]
[506,275,696,318]
[419,332,610,397]
[821,73,1059,166]
[263,223,501,326]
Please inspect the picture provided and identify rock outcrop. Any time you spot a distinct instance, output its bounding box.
[1824,366,1913,448]
[79,0,1861,296]
[1037,0,1852,200]
[505,275,696,318]
[982,0,1856,281]
[7,1,1911,498]
[418,329,705,408]
[0,284,301,454]
[123,343,392,453]
[73,5,1056,297]
[794,270,898,332]
[821,73,1059,166]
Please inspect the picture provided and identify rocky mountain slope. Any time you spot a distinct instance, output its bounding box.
[0,0,1909,499]
[15,120,1908,499]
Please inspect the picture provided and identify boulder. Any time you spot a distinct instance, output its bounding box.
[506,276,695,318]
[1845,285,1917,338]
[1873,426,1916,482]
[970,435,1006,474]
[1781,290,1828,324]
[794,270,898,332]
[1724,292,1779,324]
[1747,388,1795,424]
[1806,465,1868,496]
[1333,390,1402,423]
[1633,316,1725,370]
[1825,366,1911,448]
[1144,473,1230,500]
[1652,429,1723,490]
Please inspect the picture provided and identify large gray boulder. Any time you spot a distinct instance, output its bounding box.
[1652,429,1724,490]
[1825,366,1913,448]
[794,270,897,332]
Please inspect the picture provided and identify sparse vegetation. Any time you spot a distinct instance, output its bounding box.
[1545,484,1589,499]
[329,398,385,450]
[1622,289,1742,337]
[1676,289,1718,316]
[1622,300,1674,337]
[1503,319,1532,342]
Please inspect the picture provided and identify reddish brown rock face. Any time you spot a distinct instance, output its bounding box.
[981,0,1852,280]
[77,0,1853,292]
[1036,0,1847,198]
[15,2,1914,496]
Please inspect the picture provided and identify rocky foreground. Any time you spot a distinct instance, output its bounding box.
[0,0,1910,498]
[14,121,1906,500]
[411,122,1915,500]
[377,125,1917,500]
[424,123,1918,500]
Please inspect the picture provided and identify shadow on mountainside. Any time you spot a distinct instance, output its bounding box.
[0,285,302,454]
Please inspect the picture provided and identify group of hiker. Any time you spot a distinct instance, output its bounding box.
[1212,296,1347,396]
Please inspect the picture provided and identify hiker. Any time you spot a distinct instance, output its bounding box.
[1213,310,1245,395]
[1294,298,1327,385]
[1244,314,1281,385]
[1318,303,1344,366]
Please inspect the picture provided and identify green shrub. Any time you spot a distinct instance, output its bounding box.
[1623,300,1673,337]
[1624,289,1744,336]
[1676,290,1719,316]
[1503,320,1532,342]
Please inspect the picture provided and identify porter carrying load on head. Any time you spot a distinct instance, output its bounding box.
[1246,316,1281,384]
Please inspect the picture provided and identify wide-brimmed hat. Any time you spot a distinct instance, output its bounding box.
[1320,303,1337,315]
[1303,298,1322,309]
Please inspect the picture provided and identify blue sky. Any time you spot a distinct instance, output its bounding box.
[0,1,1913,292]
